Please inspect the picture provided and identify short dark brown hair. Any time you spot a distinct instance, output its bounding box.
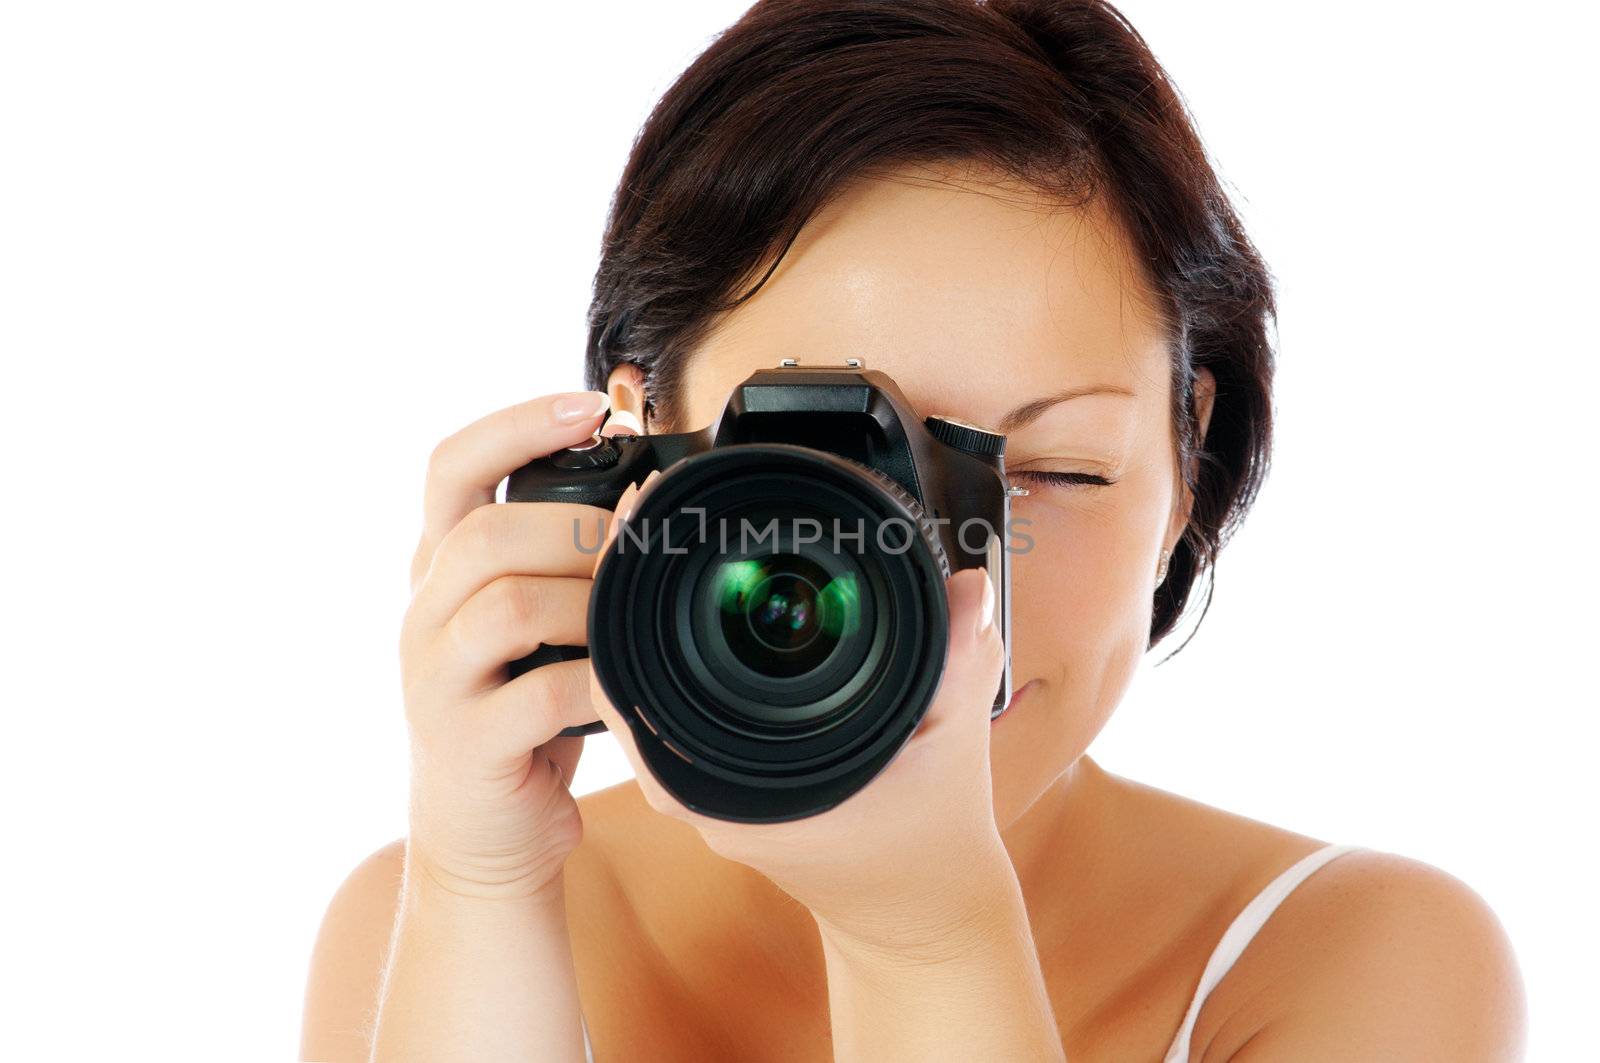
[582,0,1276,649]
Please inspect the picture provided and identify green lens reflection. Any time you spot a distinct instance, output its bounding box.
[817,574,859,638]
[718,559,766,616]
[711,555,860,680]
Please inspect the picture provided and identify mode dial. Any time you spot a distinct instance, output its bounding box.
[924,416,1006,458]
[549,434,622,471]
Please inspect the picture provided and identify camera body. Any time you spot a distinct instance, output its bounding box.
[506,361,1012,821]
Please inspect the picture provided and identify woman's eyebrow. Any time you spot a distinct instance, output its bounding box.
[997,384,1136,433]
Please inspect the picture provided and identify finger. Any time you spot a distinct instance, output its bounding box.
[598,407,644,438]
[420,391,611,555]
[598,479,639,561]
[544,733,584,794]
[591,469,659,577]
[914,567,1004,741]
[409,501,611,631]
[435,575,591,684]
[467,658,597,769]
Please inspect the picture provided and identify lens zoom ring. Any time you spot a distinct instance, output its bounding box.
[836,459,950,582]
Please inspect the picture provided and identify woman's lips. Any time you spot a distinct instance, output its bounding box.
[994,678,1037,722]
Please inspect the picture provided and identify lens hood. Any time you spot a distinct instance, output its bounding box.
[588,443,950,822]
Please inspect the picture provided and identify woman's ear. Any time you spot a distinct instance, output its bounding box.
[1162,365,1217,553]
[1192,364,1217,446]
[601,363,647,437]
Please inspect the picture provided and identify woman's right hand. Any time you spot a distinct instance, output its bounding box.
[397,389,619,901]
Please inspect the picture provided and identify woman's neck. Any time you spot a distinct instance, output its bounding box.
[998,754,1122,956]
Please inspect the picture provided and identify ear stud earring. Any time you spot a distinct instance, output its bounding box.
[1155,548,1171,586]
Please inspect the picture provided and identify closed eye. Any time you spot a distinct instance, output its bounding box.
[1009,470,1117,488]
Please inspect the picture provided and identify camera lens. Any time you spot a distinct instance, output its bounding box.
[587,444,950,823]
[677,514,880,731]
[713,555,852,676]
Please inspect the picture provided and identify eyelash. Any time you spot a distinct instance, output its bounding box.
[1009,471,1118,489]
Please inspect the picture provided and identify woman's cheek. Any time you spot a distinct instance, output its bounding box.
[1005,493,1159,692]
[988,499,1138,824]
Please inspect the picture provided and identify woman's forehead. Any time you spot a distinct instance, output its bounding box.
[682,167,1172,429]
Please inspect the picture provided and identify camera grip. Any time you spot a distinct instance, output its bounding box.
[505,436,637,509]
[500,443,631,740]
[507,643,608,737]
[499,428,710,742]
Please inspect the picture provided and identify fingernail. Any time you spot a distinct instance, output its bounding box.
[974,568,995,638]
[614,480,640,519]
[553,391,610,424]
[628,471,662,510]
[600,408,645,437]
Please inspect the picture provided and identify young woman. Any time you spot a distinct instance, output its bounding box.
[301,2,1525,1059]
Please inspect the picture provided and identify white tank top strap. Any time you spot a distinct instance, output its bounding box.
[1161,842,1363,1063]
[581,1013,596,1062]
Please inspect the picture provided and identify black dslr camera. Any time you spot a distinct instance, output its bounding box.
[505,361,1013,822]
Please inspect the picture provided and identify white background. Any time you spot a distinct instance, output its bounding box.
[2,2,1594,1058]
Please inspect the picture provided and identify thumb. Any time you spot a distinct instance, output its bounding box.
[545,733,585,792]
[917,566,1004,739]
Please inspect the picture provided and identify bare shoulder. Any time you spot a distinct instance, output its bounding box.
[300,837,406,1063]
[1081,763,1524,1060]
[1194,847,1527,1061]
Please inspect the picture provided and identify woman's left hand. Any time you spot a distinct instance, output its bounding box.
[589,476,1014,958]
